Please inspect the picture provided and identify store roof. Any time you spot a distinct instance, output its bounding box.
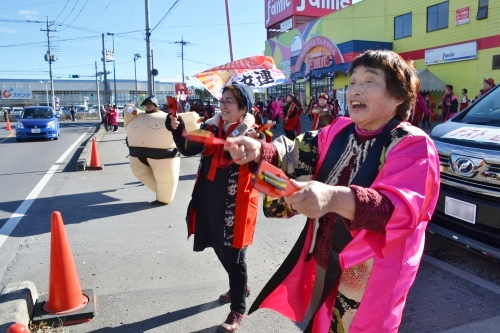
[417,69,446,92]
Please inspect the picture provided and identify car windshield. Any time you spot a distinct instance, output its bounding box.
[22,108,53,119]
[458,87,500,125]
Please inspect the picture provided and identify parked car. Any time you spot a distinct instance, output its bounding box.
[61,106,72,120]
[15,106,60,141]
[429,84,500,260]
[10,107,23,119]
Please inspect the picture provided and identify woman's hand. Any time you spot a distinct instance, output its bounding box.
[170,115,179,130]
[284,180,355,220]
[225,136,262,164]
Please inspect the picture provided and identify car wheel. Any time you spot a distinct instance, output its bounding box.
[16,138,21,142]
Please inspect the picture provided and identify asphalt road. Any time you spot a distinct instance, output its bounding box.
[1,116,499,332]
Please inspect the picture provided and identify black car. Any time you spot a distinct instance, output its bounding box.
[429,85,500,260]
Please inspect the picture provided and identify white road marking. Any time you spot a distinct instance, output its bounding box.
[0,132,88,248]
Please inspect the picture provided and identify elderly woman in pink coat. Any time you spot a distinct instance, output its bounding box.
[225,50,440,333]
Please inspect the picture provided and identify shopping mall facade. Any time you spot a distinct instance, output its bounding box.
[0,78,176,109]
[264,0,499,113]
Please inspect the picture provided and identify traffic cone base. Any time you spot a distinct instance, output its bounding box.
[87,138,103,170]
[32,290,96,326]
[31,211,96,326]
[6,118,12,130]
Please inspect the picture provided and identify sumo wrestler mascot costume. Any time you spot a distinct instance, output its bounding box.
[124,96,199,204]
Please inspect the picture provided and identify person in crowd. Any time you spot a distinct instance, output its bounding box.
[460,88,469,111]
[255,97,264,114]
[283,93,302,140]
[204,101,215,120]
[70,105,76,121]
[423,94,436,127]
[189,100,199,115]
[269,96,278,129]
[439,84,458,122]
[481,78,495,97]
[166,84,259,333]
[224,50,440,333]
[108,105,119,132]
[306,96,316,121]
[100,106,107,127]
[311,92,334,130]
[412,91,431,128]
[276,95,284,121]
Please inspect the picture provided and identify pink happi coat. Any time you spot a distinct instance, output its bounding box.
[255,117,441,332]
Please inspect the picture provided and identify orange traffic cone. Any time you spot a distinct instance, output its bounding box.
[7,323,28,333]
[6,118,12,130]
[87,138,103,170]
[32,211,96,326]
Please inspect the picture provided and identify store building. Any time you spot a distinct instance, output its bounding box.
[265,0,499,113]
[1,79,177,109]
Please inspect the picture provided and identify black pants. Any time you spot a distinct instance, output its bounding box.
[284,129,296,141]
[422,114,431,128]
[215,250,248,314]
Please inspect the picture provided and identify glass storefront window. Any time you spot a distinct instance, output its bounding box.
[310,77,333,100]
[293,82,306,108]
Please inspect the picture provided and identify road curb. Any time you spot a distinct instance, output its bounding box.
[76,124,106,171]
[0,281,38,331]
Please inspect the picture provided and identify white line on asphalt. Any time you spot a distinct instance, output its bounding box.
[0,132,88,249]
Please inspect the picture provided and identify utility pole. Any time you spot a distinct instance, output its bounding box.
[133,53,141,101]
[145,0,153,96]
[101,33,109,105]
[107,32,117,106]
[224,0,234,61]
[174,37,189,83]
[41,17,56,109]
[95,61,101,118]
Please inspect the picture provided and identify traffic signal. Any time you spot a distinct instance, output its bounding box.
[69,75,80,78]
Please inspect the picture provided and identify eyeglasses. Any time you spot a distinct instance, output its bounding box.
[219,99,236,107]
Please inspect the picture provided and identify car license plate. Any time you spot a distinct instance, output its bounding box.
[445,197,476,224]
[31,128,41,133]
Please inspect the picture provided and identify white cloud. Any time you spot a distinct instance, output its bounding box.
[18,10,39,20]
[0,27,16,34]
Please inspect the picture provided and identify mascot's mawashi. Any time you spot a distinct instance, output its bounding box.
[124,96,199,205]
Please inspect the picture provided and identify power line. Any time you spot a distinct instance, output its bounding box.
[151,0,183,33]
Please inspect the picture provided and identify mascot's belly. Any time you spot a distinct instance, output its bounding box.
[126,112,175,149]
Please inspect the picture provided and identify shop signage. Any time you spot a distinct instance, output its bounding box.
[280,18,293,32]
[175,83,188,95]
[455,6,470,26]
[306,50,333,73]
[265,0,294,27]
[425,41,477,66]
[293,36,344,73]
[265,0,352,28]
[2,87,32,100]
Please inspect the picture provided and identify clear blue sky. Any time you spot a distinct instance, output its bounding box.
[0,0,266,87]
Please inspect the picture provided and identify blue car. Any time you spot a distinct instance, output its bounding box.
[15,106,60,142]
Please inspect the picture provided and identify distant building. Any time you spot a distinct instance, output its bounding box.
[265,0,499,113]
[0,79,176,108]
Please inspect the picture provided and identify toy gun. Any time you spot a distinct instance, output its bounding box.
[253,160,299,197]
[187,129,226,145]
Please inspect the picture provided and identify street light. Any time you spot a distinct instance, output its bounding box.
[133,53,141,102]
[40,81,49,106]
[107,32,117,106]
